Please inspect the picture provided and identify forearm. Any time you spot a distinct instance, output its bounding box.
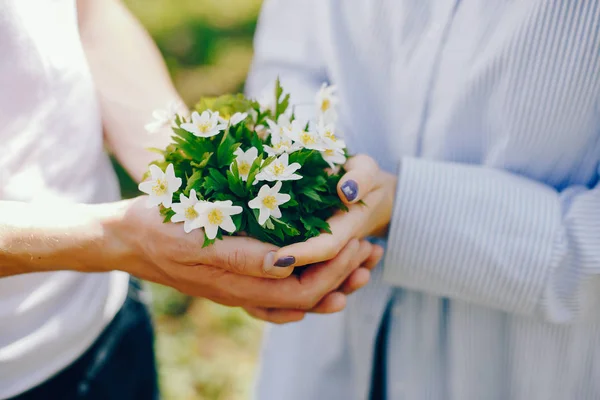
[383,157,600,323]
[0,200,127,278]
[77,0,186,182]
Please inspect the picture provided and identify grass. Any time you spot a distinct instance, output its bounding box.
[122,1,266,398]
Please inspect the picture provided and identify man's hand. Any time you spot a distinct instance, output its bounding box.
[103,196,381,313]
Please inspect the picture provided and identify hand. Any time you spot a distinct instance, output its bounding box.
[103,196,380,313]
[244,239,384,324]
[267,154,396,268]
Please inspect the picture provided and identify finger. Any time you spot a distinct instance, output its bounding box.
[338,154,379,204]
[364,244,384,270]
[244,307,306,324]
[339,268,371,294]
[215,239,362,310]
[270,204,370,267]
[296,239,361,303]
[244,292,348,324]
[204,236,293,279]
[307,291,347,313]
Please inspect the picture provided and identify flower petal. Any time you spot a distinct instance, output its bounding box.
[205,223,219,240]
[220,217,236,233]
[275,193,291,204]
[183,219,202,233]
[162,195,173,208]
[278,152,289,166]
[271,207,282,219]
[180,123,199,135]
[248,197,261,209]
[138,180,154,195]
[148,164,163,179]
[258,207,270,225]
[190,111,201,124]
[171,213,185,223]
[272,181,283,193]
[246,147,259,160]
[171,202,185,214]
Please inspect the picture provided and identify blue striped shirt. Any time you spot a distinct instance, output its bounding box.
[246,1,600,399]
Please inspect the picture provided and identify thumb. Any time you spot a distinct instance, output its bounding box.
[206,236,293,279]
[338,154,380,205]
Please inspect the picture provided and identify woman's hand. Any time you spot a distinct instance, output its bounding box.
[244,238,384,324]
[270,154,397,268]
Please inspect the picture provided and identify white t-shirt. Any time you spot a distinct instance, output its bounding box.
[0,0,129,397]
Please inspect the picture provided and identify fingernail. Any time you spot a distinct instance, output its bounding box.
[274,256,296,267]
[263,252,292,277]
[341,180,358,202]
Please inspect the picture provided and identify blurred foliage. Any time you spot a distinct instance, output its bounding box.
[122,1,265,399]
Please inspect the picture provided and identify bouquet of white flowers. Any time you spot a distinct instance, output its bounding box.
[139,80,349,247]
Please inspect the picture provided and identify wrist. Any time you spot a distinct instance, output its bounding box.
[0,200,128,276]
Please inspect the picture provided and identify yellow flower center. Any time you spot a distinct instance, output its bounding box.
[321,99,331,112]
[152,179,168,196]
[324,149,334,156]
[184,206,198,220]
[300,131,317,145]
[208,209,224,225]
[325,130,337,141]
[197,121,212,133]
[238,161,251,176]
[272,163,285,176]
[262,195,278,210]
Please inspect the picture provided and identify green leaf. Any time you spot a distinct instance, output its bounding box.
[226,169,246,197]
[208,169,228,187]
[202,234,216,248]
[185,170,204,193]
[264,218,275,230]
[274,77,290,119]
[289,150,314,166]
[190,152,213,169]
[245,156,266,189]
[299,187,322,202]
[272,218,301,237]
[217,130,237,167]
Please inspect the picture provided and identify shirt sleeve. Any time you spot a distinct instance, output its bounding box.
[383,157,600,324]
[244,0,326,120]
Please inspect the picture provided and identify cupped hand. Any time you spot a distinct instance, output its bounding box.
[244,240,383,324]
[105,196,381,315]
[267,154,396,268]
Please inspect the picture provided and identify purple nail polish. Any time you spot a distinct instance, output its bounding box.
[274,256,296,267]
[341,180,358,202]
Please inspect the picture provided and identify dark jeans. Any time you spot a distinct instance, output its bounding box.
[10,279,159,400]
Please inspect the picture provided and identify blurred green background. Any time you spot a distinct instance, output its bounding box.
[121,1,265,399]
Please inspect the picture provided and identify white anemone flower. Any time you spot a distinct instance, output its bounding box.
[138,164,182,208]
[254,153,302,183]
[317,122,346,151]
[263,115,300,156]
[316,83,338,123]
[285,120,326,151]
[232,147,259,181]
[228,112,248,126]
[144,100,183,134]
[170,189,203,233]
[194,200,243,240]
[180,110,228,138]
[248,181,291,225]
[321,147,347,169]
